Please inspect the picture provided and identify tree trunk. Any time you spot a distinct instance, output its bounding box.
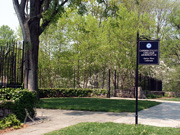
[12,0,69,97]
[13,0,40,97]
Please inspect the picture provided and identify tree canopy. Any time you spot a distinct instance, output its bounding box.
[0,25,15,47]
[10,0,180,92]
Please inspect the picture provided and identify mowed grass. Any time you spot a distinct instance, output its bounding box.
[45,122,180,135]
[36,97,160,112]
[161,98,180,102]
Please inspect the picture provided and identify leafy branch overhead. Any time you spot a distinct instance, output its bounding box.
[13,0,71,36]
[12,0,89,92]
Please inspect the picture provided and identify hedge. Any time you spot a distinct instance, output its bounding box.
[0,88,37,122]
[39,88,108,98]
[0,88,108,121]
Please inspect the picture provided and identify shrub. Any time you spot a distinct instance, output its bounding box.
[39,88,108,98]
[146,94,162,99]
[0,114,22,129]
[0,88,37,122]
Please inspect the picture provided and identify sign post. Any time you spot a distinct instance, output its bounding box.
[135,38,159,125]
[135,31,139,125]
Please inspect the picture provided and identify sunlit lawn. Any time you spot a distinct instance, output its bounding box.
[160,98,180,102]
[45,122,180,135]
[36,97,160,113]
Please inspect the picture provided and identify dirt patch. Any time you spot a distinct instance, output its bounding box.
[0,124,28,134]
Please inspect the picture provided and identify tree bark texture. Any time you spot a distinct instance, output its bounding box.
[13,0,40,93]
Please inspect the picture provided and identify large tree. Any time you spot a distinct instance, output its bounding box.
[12,0,84,94]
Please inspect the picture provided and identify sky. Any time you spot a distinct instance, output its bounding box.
[0,0,19,31]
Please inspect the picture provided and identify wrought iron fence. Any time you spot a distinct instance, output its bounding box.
[0,41,162,92]
[38,67,162,92]
[0,41,24,88]
[139,74,162,91]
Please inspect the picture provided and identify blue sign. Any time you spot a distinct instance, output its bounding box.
[139,41,159,65]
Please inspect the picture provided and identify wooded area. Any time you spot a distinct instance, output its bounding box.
[1,0,180,92]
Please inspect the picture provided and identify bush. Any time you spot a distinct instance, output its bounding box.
[0,88,37,122]
[39,88,108,98]
[146,94,162,99]
[0,114,22,130]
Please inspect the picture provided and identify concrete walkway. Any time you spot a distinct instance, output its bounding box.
[3,99,180,135]
[114,101,180,127]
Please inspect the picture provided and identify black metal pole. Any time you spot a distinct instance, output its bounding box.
[109,69,110,98]
[135,31,139,125]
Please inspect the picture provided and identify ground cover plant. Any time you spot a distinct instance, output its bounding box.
[45,122,180,135]
[0,114,22,130]
[36,98,160,112]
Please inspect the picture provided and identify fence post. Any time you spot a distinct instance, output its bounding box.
[108,69,111,98]
[39,68,41,88]
[74,69,75,88]
[21,41,24,84]
[114,70,116,97]
[143,76,146,90]
[1,47,4,86]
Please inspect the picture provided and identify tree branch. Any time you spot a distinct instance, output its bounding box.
[40,0,46,6]
[39,0,68,35]
[175,51,180,62]
[13,0,20,7]
[20,0,27,12]
[42,0,51,12]
[60,0,68,6]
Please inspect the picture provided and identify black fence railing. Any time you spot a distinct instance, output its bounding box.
[0,41,24,88]
[38,67,162,92]
[139,74,162,91]
[0,41,162,92]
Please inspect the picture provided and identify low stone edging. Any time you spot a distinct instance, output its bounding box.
[116,87,146,99]
[164,91,180,97]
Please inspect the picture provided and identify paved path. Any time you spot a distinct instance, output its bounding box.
[3,99,180,135]
[3,110,132,135]
[114,101,180,127]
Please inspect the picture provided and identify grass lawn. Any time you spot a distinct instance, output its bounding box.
[36,97,160,113]
[160,98,180,102]
[45,122,180,135]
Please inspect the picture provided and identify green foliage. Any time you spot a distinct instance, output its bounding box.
[164,93,169,97]
[37,97,160,112]
[37,0,180,92]
[146,94,163,99]
[0,114,22,130]
[45,122,180,135]
[39,2,156,89]
[161,98,180,102]
[0,25,15,47]
[39,88,108,98]
[0,88,37,122]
